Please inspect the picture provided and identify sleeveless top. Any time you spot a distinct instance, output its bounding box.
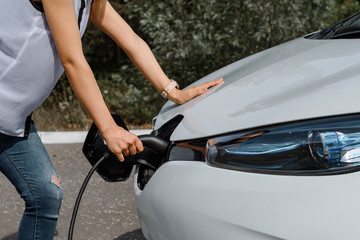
[0,0,92,137]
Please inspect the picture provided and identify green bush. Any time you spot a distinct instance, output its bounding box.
[33,0,360,130]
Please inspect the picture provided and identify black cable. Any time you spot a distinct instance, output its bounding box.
[68,151,109,240]
[68,134,169,239]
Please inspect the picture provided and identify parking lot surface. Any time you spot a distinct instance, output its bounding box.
[0,143,146,240]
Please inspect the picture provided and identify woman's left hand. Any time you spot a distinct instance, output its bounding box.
[167,77,224,105]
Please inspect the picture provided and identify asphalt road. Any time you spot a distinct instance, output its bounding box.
[0,143,146,240]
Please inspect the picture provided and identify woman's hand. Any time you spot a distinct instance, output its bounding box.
[167,78,224,105]
[101,124,144,162]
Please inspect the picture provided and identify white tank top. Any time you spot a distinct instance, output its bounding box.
[0,0,92,137]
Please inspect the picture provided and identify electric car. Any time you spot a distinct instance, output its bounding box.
[82,12,360,240]
[128,12,360,240]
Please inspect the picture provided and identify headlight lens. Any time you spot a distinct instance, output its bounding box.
[205,115,360,175]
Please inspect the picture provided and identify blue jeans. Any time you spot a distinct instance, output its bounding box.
[0,122,63,240]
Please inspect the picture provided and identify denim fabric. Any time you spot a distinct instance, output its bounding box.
[0,122,63,240]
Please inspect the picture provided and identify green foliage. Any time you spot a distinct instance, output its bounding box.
[123,0,337,87]
[33,0,360,130]
[330,0,360,22]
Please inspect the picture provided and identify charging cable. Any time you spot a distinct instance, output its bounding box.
[68,152,109,240]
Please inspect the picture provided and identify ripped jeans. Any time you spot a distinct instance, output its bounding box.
[0,122,63,240]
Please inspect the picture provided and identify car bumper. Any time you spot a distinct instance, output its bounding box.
[134,161,360,240]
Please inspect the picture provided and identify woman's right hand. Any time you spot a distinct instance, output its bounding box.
[101,125,144,162]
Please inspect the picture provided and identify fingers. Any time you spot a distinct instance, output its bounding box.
[167,77,223,104]
[115,141,142,161]
[191,77,223,93]
[128,145,137,155]
[188,78,222,93]
[103,127,144,162]
[116,153,125,162]
[120,134,144,158]
[122,148,130,156]
[203,77,223,88]
[183,77,224,101]
[135,137,144,153]
[190,86,208,97]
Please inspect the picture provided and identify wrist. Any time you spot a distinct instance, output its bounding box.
[97,116,118,137]
[160,79,179,99]
[167,87,181,103]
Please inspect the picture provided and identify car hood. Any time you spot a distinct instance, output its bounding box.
[154,37,360,141]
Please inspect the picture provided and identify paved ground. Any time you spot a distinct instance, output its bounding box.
[0,143,146,240]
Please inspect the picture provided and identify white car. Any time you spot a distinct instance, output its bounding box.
[83,12,360,240]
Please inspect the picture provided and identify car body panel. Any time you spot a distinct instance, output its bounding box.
[135,30,360,239]
[154,38,360,141]
[134,161,360,240]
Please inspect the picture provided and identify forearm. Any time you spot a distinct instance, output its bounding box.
[64,59,143,161]
[63,59,115,134]
[90,0,223,105]
[124,36,170,92]
[90,0,171,92]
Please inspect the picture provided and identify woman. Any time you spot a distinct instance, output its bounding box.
[0,0,223,239]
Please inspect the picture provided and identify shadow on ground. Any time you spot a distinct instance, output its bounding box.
[114,229,146,240]
[2,229,145,240]
[1,230,60,240]
[1,233,16,240]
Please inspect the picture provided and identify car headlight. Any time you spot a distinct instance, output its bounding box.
[204,115,360,175]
